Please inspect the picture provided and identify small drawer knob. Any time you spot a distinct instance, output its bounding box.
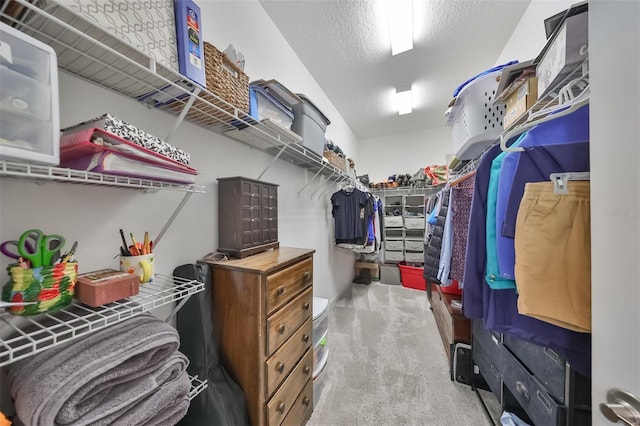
[276,362,285,373]
[303,271,310,280]
[302,334,310,343]
[303,365,311,375]
[303,302,310,311]
[302,396,310,406]
[278,324,286,334]
[276,286,285,295]
[277,402,286,413]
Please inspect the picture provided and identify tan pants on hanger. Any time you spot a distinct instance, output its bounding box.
[514,181,591,333]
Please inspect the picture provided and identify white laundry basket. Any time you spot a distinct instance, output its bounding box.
[447,71,506,160]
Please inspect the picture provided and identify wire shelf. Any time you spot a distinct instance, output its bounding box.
[0,160,206,193]
[0,274,205,367]
[0,0,355,183]
[188,375,209,401]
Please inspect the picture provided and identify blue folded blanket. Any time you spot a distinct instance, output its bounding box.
[8,314,190,426]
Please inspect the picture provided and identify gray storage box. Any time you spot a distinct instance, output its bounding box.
[380,263,401,285]
[291,94,330,156]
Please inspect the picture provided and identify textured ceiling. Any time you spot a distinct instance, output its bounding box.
[259,0,531,140]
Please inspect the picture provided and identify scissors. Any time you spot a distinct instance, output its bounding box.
[1,238,35,260]
[17,229,65,268]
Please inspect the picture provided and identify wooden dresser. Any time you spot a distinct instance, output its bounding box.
[205,248,315,426]
[429,283,471,365]
[217,176,279,259]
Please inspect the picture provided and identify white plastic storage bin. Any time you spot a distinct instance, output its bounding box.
[312,297,329,348]
[249,85,293,130]
[0,22,59,165]
[384,216,404,228]
[313,347,329,407]
[447,70,506,161]
[291,94,330,156]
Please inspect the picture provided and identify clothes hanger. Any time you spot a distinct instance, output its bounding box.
[550,172,590,195]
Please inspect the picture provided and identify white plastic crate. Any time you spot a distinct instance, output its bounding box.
[448,71,506,160]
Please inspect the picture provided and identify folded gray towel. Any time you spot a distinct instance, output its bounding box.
[8,314,191,426]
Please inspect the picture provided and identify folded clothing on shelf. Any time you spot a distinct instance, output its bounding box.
[7,313,191,426]
[61,113,191,165]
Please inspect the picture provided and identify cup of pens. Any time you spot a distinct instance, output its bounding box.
[119,230,154,284]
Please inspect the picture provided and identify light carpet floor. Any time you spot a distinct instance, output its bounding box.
[306,282,499,426]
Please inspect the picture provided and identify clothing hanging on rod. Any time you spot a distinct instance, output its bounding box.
[330,188,376,248]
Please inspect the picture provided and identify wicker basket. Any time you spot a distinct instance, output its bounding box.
[2,262,78,316]
[324,150,346,172]
[167,42,250,126]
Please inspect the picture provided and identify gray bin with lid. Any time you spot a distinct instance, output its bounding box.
[291,94,330,156]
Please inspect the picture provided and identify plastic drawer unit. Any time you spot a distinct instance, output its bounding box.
[0,22,59,165]
[291,94,330,156]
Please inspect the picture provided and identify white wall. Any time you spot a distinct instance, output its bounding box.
[495,0,577,64]
[0,1,359,309]
[357,126,452,183]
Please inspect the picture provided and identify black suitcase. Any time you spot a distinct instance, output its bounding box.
[174,262,249,426]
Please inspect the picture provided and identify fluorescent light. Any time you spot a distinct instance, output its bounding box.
[396,88,413,115]
[386,0,413,55]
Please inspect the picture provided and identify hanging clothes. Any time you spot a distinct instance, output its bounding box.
[449,173,475,284]
[460,144,591,377]
[423,189,450,284]
[330,187,375,246]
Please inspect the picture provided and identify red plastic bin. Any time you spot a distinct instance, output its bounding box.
[398,262,426,291]
[440,279,463,296]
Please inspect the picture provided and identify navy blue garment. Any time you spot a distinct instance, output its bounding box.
[462,144,502,319]
[461,144,591,377]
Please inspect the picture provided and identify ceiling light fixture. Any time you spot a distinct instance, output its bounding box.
[396,87,413,115]
[386,0,413,56]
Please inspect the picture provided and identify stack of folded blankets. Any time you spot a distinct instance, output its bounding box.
[7,314,191,426]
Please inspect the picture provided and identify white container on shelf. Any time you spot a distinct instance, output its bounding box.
[0,22,59,165]
[447,70,505,161]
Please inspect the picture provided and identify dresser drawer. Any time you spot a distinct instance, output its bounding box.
[267,287,313,355]
[267,349,313,426]
[502,347,566,426]
[502,333,566,403]
[473,320,502,363]
[472,335,503,399]
[267,257,313,315]
[281,378,313,426]
[266,318,312,398]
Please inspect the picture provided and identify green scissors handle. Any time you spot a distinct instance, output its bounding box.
[18,229,65,268]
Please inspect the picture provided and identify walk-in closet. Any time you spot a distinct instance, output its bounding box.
[0,1,637,425]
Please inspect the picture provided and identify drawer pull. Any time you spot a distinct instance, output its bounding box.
[303,302,310,310]
[303,365,311,375]
[302,334,310,343]
[276,286,285,295]
[303,271,310,280]
[537,390,553,414]
[278,324,286,334]
[302,396,311,406]
[544,347,561,364]
[277,402,286,414]
[276,362,285,373]
[515,381,530,401]
[490,364,500,380]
